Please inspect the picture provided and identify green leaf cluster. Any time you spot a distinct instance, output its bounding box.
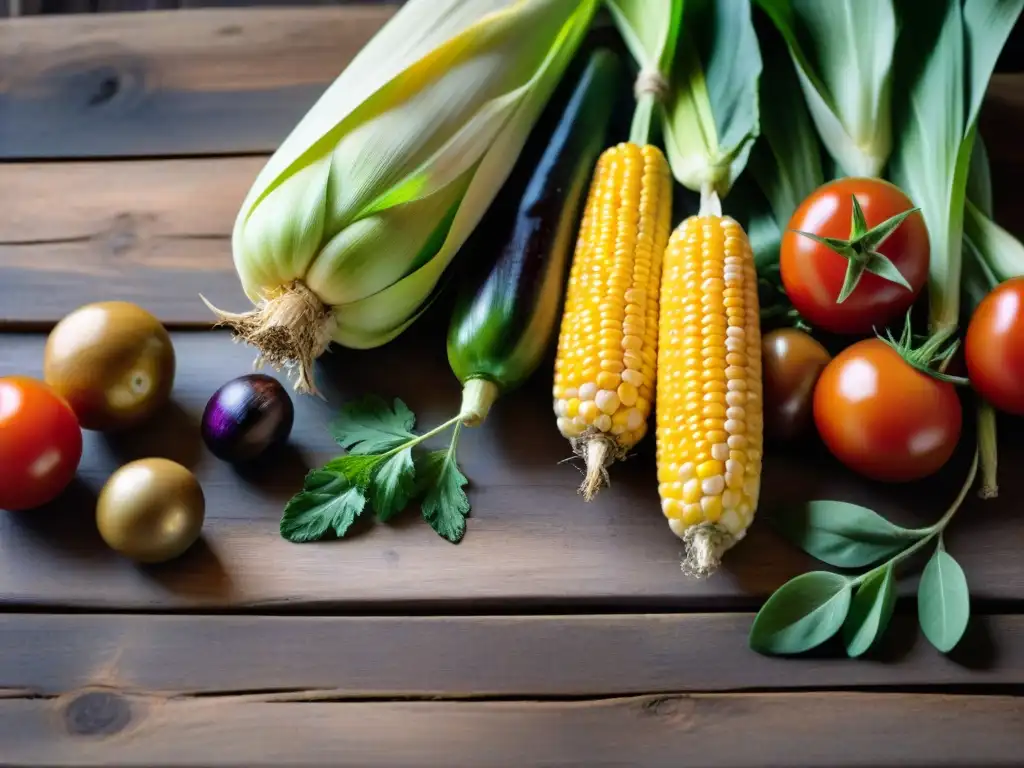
[281,396,471,544]
[751,454,977,657]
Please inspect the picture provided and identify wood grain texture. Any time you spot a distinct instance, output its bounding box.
[2,692,1023,767]
[0,157,258,326]
[0,332,1020,610]
[1,612,1021,697]
[5,73,1024,326]
[0,6,397,158]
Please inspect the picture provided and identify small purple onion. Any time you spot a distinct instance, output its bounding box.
[201,374,294,463]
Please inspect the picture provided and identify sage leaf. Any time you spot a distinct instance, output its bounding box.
[843,562,897,657]
[918,540,970,653]
[749,571,852,655]
[771,500,924,568]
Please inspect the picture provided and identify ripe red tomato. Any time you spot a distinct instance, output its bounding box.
[965,277,1024,414]
[0,376,83,511]
[781,177,929,334]
[813,339,961,482]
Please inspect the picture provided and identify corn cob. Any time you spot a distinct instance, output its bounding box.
[552,142,672,499]
[656,201,763,576]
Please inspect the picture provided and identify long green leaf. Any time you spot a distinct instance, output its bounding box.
[750,571,852,655]
[918,539,971,653]
[967,136,993,216]
[663,0,762,197]
[756,0,896,177]
[965,199,1024,283]
[746,19,825,229]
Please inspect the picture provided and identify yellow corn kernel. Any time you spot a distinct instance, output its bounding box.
[552,142,672,500]
[657,211,763,576]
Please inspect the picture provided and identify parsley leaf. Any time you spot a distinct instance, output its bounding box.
[324,453,386,487]
[330,395,417,455]
[370,447,417,522]
[280,472,368,542]
[418,428,471,543]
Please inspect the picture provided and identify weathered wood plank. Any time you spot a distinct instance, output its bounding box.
[0,332,1019,609]
[1,613,1021,697]
[2,692,1022,767]
[0,6,397,158]
[0,157,258,326]
[5,71,1024,326]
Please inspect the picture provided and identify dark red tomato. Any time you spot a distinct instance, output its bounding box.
[0,376,83,511]
[781,177,929,335]
[965,277,1024,414]
[813,340,961,482]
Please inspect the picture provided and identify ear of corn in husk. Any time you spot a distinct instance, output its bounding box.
[206,0,598,394]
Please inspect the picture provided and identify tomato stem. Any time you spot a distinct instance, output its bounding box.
[877,313,969,386]
[851,450,979,587]
[977,402,999,499]
[791,195,919,305]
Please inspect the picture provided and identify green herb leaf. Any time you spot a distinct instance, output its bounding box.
[750,571,852,654]
[771,500,924,568]
[330,396,417,455]
[663,0,762,197]
[843,562,897,657]
[281,473,368,542]
[918,538,970,653]
[418,430,470,544]
[370,447,417,523]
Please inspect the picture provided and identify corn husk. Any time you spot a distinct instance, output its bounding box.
[206,0,597,392]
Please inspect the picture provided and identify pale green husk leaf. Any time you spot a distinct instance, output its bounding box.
[229,0,597,349]
[756,0,896,178]
[604,0,682,142]
[662,0,762,197]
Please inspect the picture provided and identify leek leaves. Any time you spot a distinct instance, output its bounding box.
[888,0,1023,331]
[756,0,896,178]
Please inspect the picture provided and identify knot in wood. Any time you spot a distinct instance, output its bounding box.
[64,691,132,737]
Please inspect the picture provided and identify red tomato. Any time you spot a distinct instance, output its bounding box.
[813,339,961,482]
[965,277,1024,414]
[0,377,83,511]
[781,177,929,335]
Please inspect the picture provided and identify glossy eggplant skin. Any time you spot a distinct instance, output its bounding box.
[447,49,622,393]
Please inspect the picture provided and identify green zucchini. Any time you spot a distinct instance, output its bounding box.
[447,48,623,425]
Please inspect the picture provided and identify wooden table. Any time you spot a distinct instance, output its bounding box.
[3,6,1024,766]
